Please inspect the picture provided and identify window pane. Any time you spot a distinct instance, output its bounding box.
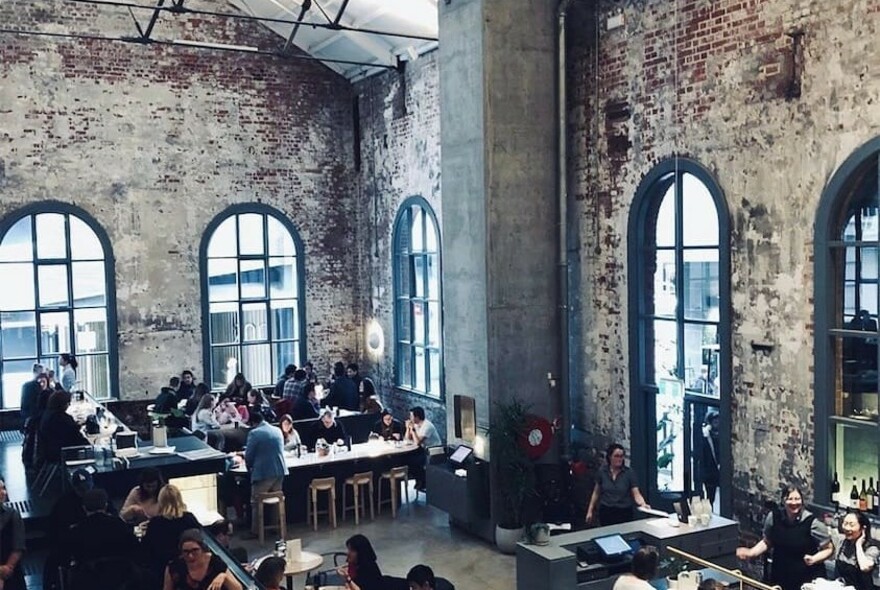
[241,343,272,386]
[241,303,267,342]
[208,259,238,302]
[683,249,719,321]
[271,300,298,341]
[426,255,439,299]
[682,174,719,246]
[650,319,678,384]
[209,303,239,345]
[833,423,879,502]
[426,215,438,252]
[652,249,676,317]
[412,207,425,252]
[268,257,297,299]
[429,349,441,396]
[684,323,719,397]
[273,341,297,379]
[397,299,411,341]
[839,246,879,327]
[72,261,106,307]
[656,378,685,492]
[268,216,295,256]
[0,217,32,262]
[428,302,441,347]
[396,255,410,297]
[396,211,411,255]
[2,360,34,408]
[413,257,426,298]
[240,260,266,299]
[414,346,426,392]
[35,214,66,259]
[78,354,110,398]
[655,185,676,247]
[238,213,264,256]
[0,264,34,311]
[840,164,879,242]
[74,308,108,354]
[835,335,879,419]
[1,312,36,358]
[413,302,426,344]
[40,312,71,355]
[398,344,412,388]
[211,345,240,389]
[208,217,237,258]
[69,216,103,261]
[38,265,69,308]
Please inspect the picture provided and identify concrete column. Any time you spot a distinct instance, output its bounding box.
[440,0,560,445]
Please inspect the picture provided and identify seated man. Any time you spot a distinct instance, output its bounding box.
[405,407,441,489]
[372,410,403,441]
[153,376,180,414]
[207,519,248,564]
[291,382,320,421]
[311,409,347,445]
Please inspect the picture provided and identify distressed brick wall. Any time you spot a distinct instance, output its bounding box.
[569,0,879,527]
[0,0,359,401]
[353,52,446,433]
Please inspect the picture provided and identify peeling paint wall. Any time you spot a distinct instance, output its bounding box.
[569,0,880,526]
[0,0,359,400]
[353,52,446,430]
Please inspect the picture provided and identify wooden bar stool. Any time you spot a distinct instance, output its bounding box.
[255,490,287,545]
[378,466,408,517]
[343,471,374,525]
[306,476,337,531]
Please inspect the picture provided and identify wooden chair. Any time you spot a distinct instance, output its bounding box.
[307,476,337,531]
[255,490,287,545]
[378,466,408,517]
[343,471,375,525]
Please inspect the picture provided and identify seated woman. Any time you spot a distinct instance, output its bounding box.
[611,546,658,590]
[278,414,302,451]
[214,399,244,427]
[38,390,89,463]
[337,534,383,590]
[222,373,252,405]
[371,410,403,441]
[142,484,201,580]
[185,382,210,416]
[835,511,880,590]
[244,390,276,425]
[311,409,347,446]
[255,556,286,590]
[163,528,242,590]
[121,467,165,523]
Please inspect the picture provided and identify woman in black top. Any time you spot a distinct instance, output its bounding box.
[736,485,833,590]
[371,410,403,441]
[835,511,880,590]
[337,534,383,590]
[143,484,200,581]
[585,444,650,526]
[222,373,252,405]
[164,529,241,590]
[38,390,88,463]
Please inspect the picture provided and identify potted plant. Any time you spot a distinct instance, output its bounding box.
[660,555,690,589]
[488,398,537,554]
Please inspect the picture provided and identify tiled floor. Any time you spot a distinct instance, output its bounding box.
[233,494,515,590]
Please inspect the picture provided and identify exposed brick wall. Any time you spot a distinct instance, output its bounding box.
[353,52,446,435]
[0,0,359,401]
[568,0,879,528]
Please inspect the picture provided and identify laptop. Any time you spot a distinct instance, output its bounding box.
[114,431,140,458]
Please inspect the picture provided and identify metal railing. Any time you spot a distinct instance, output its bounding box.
[665,546,783,590]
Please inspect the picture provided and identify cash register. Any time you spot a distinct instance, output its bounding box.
[574,534,642,583]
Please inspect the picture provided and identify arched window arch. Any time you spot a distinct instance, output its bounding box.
[393,197,443,397]
[200,205,306,390]
[628,159,731,513]
[815,138,880,505]
[0,202,118,406]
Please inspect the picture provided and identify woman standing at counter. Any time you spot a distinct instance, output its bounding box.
[585,444,650,526]
[835,511,879,590]
[736,485,833,590]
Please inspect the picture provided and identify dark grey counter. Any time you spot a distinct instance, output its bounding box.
[516,515,739,590]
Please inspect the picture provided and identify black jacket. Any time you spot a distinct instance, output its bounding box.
[39,411,88,463]
[64,512,139,564]
[311,421,347,446]
[142,512,200,576]
[324,377,358,411]
[291,395,320,421]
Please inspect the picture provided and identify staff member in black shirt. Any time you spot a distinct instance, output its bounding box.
[585,444,650,526]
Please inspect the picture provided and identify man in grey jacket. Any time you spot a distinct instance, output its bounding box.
[244,411,286,536]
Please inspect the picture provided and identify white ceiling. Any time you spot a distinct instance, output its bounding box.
[229,0,439,80]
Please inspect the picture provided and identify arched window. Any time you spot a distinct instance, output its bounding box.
[200,205,306,390]
[815,139,880,505]
[393,197,443,397]
[0,204,117,406]
[628,159,731,512]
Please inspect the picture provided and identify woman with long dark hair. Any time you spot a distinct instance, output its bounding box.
[60,353,78,392]
[336,534,383,590]
[120,467,165,523]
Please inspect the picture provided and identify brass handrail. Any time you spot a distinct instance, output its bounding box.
[666,546,783,590]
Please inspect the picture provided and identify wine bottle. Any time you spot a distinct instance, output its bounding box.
[851,478,860,509]
[859,479,868,511]
[868,477,876,512]
[831,472,841,505]
[873,475,880,516]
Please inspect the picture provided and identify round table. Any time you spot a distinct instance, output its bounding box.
[256,551,323,590]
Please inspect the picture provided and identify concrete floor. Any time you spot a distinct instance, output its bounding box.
[234,495,515,590]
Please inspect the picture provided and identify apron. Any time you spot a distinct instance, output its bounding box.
[768,511,824,590]
[836,540,878,590]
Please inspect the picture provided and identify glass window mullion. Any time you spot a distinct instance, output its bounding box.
[675,172,686,381]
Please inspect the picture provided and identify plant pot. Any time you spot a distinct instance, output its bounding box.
[495,524,524,554]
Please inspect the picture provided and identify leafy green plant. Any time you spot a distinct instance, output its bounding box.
[488,398,537,529]
[660,555,690,579]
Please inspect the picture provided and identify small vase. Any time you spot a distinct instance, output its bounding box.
[667,577,679,590]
